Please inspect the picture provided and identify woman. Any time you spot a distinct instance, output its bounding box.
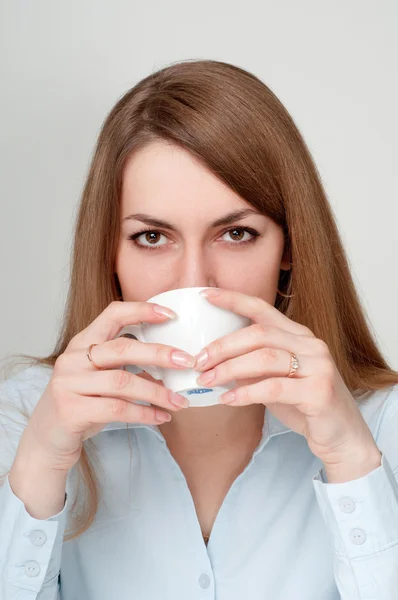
[1,59,397,600]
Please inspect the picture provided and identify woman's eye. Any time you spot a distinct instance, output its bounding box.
[131,231,168,247]
[221,228,254,243]
[128,226,260,250]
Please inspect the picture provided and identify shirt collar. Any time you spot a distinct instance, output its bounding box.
[100,401,292,448]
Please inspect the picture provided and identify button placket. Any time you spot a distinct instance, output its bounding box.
[198,572,211,589]
[349,528,367,545]
[29,529,47,546]
[338,496,355,514]
[336,496,367,546]
[24,560,41,577]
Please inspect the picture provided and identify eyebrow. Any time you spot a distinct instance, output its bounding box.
[122,208,262,231]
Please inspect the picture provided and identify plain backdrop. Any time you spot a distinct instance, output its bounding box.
[0,0,397,379]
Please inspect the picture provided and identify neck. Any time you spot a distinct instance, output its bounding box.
[158,403,266,456]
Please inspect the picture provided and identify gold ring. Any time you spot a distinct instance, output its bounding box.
[287,352,299,377]
[86,343,102,370]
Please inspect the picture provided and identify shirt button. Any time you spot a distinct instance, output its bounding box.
[338,497,356,513]
[29,530,47,546]
[24,561,41,577]
[349,528,366,545]
[199,573,211,589]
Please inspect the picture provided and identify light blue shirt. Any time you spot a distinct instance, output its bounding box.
[1,364,398,599]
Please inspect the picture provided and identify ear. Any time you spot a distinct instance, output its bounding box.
[280,246,292,271]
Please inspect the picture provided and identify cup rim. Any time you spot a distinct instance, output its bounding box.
[148,286,216,304]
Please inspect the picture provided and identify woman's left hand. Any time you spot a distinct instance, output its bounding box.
[195,288,382,482]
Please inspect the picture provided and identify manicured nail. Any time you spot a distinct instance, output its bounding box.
[152,304,177,319]
[169,392,190,408]
[197,369,215,385]
[219,390,236,404]
[195,349,209,369]
[171,351,196,368]
[156,410,172,422]
[199,288,221,297]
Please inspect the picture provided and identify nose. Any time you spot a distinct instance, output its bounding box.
[175,246,217,289]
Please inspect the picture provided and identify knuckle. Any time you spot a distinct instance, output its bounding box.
[153,382,168,406]
[252,323,274,339]
[155,344,167,364]
[259,347,278,367]
[239,386,249,403]
[314,338,330,357]
[102,301,123,329]
[216,362,228,381]
[211,337,225,357]
[110,398,127,418]
[112,336,132,357]
[251,323,266,338]
[252,296,266,315]
[112,368,131,390]
[134,404,149,423]
[108,300,121,313]
[265,377,284,398]
[65,338,78,352]
[53,353,69,374]
[300,324,314,337]
[251,295,263,308]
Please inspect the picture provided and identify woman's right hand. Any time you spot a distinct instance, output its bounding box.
[17,300,196,473]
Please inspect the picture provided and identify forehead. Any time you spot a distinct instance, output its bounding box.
[120,140,250,216]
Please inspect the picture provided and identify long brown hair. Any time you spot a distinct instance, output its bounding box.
[2,58,397,541]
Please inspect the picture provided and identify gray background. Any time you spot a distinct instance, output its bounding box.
[0,0,397,375]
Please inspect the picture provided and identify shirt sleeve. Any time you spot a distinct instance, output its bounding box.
[0,365,67,599]
[0,474,68,599]
[312,384,398,600]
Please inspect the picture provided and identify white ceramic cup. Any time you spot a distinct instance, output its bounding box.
[116,286,251,407]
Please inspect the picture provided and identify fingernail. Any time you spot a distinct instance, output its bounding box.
[169,392,190,408]
[152,304,177,319]
[156,410,172,422]
[219,391,236,404]
[197,369,215,385]
[195,349,209,369]
[199,288,220,297]
[171,351,196,368]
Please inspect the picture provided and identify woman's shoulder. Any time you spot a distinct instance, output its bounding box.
[357,383,398,421]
